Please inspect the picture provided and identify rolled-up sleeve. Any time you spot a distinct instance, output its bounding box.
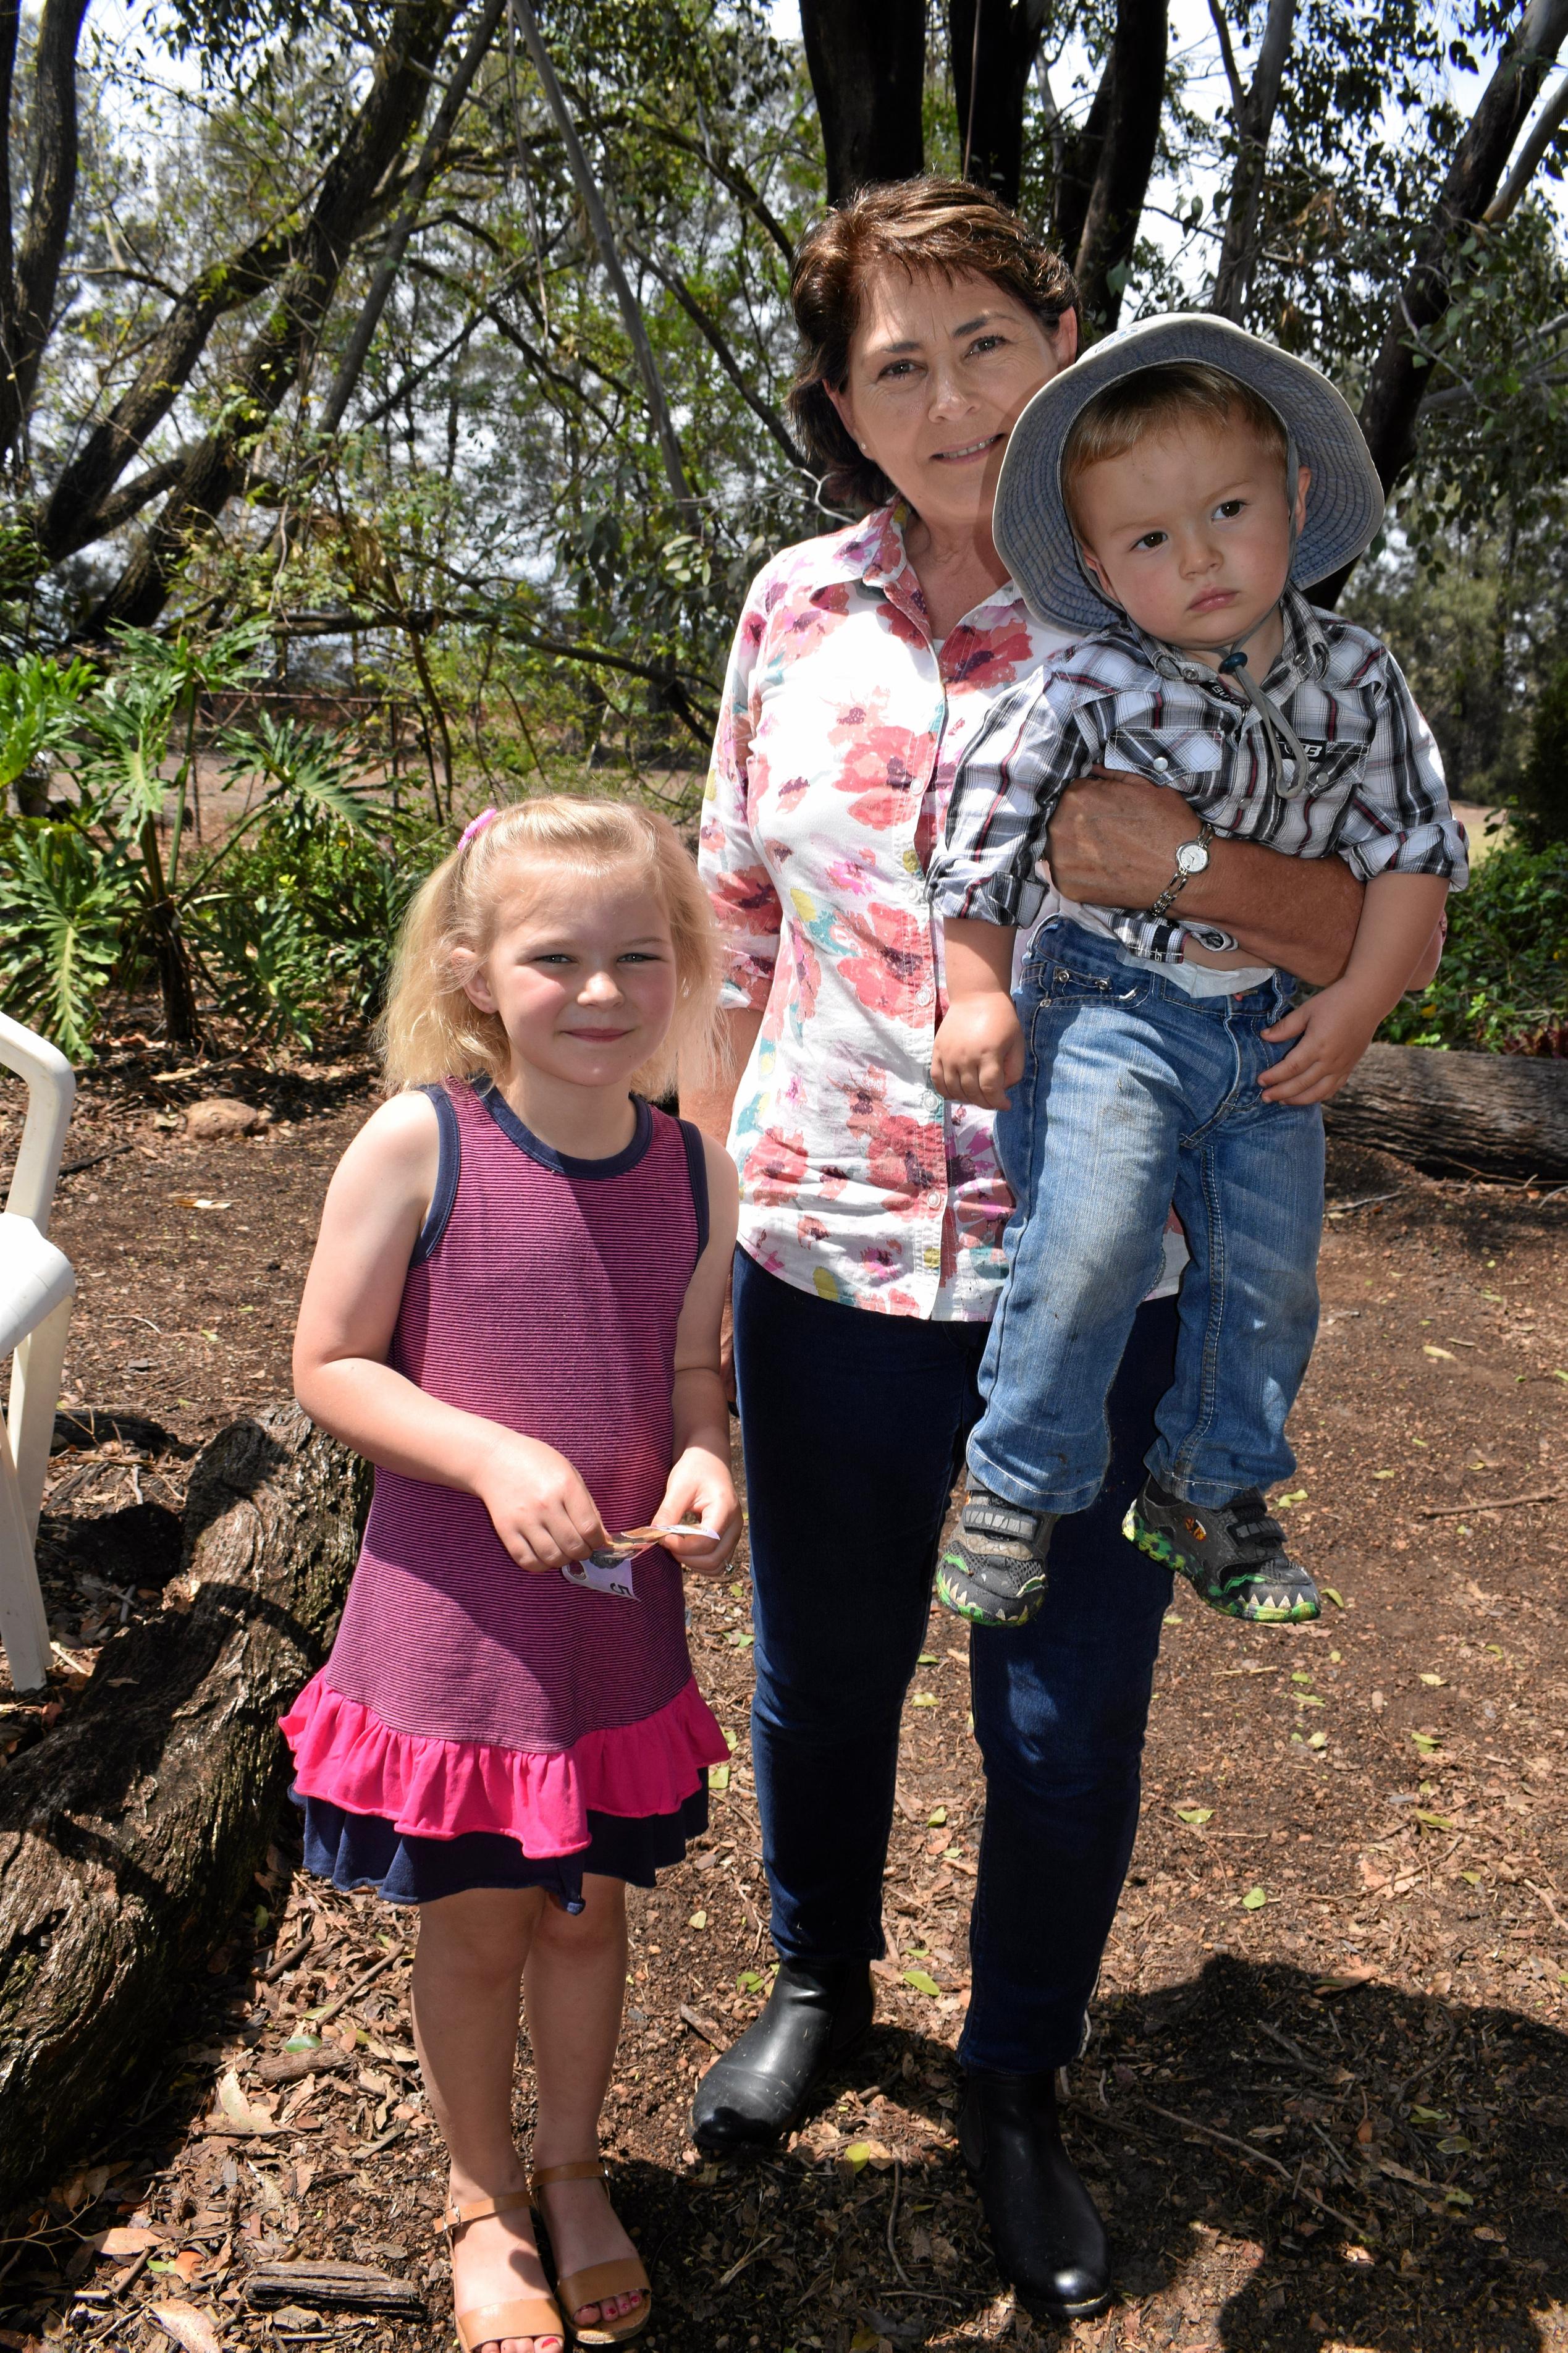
[929,672,1085,927]
[1336,657,1470,890]
[699,583,784,1012]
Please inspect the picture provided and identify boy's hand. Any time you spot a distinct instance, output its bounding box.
[649,1447,741,1578]
[932,993,1024,1109]
[1260,980,1382,1105]
[471,1430,609,1571]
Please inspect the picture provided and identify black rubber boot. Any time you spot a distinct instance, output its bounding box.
[959,2069,1112,2321]
[689,1959,874,2152]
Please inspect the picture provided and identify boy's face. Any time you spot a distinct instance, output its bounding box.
[1072,415,1310,656]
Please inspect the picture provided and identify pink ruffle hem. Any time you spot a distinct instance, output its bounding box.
[280,1673,730,1856]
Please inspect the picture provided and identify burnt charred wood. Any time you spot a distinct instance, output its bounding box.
[245,2261,425,2317]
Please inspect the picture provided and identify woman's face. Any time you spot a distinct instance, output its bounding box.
[827,265,1077,539]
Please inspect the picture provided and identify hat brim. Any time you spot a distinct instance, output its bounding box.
[992,314,1385,636]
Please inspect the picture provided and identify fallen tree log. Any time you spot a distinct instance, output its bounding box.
[0,1404,368,2211]
[1324,1041,1568,1183]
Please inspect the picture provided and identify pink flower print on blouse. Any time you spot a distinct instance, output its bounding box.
[699,504,1078,1320]
[835,901,932,1022]
[825,698,930,832]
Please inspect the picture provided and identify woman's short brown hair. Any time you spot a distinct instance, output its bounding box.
[786,176,1077,515]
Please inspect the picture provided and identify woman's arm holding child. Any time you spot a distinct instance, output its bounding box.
[1258,871,1449,1105]
[293,1093,609,1569]
[652,1136,743,1575]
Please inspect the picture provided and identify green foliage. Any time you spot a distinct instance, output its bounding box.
[0,628,419,1058]
[0,822,129,1060]
[205,804,444,1039]
[0,656,93,797]
[1385,839,1568,1054]
[1511,657,1568,850]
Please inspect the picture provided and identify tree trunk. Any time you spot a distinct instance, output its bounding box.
[1315,0,1568,606]
[1323,1042,1568,1183]
[1072,0,1170,334]
[0,1405,368,2212]
[947,0,1048,208]
[1208,0,1296,323]
[0,0,89,468]
[799,0,925,205]
[84,0,458,636]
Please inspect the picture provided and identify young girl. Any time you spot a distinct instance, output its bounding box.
[284,798,740,2353]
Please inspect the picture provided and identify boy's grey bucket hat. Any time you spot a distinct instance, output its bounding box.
[993,312,1385,636]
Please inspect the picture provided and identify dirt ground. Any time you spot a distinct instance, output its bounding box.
[2,1043,1566,2353]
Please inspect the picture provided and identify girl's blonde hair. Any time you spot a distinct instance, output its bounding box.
[379,796,722,1100]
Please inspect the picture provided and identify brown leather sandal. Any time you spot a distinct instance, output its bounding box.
[528,2161,652,2348]
[439,2188,566,2353]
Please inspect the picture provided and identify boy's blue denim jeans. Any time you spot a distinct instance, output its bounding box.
[733,1246,1178,2075]
[969,918,1325,1516]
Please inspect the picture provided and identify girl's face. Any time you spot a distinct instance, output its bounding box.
[460,861,678,1093]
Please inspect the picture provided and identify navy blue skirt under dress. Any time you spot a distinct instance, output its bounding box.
[294,1777,709,1912]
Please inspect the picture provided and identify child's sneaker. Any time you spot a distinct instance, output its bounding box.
[937,1490,1056,1628]
[1123,1478,1319,1623]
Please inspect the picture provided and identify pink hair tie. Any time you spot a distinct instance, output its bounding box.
[458,806,500,850]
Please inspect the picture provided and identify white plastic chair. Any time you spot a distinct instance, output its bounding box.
[0,1011,76,1692]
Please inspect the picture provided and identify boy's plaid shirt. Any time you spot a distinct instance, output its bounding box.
[929,588,1467,962]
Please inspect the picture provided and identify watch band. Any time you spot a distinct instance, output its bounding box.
[1148,822,1215,923]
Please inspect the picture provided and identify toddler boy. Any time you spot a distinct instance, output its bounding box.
[927,315,1465,1629]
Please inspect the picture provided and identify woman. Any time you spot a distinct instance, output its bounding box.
[683,179,1368,2322]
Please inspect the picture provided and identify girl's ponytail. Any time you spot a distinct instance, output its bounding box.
[376,796,722,1099]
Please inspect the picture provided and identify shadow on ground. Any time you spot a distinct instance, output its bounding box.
[633,1956,1567,2351]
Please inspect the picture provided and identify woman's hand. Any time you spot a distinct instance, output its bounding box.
[932,993,1024,1109]
[650,1446,742,1578]
[470,1429,609,1571]
[1043,769,1194,908]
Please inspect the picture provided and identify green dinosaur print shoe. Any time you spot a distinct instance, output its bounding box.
[1124,1479,1320,1624]
[937,1490,1056,1629]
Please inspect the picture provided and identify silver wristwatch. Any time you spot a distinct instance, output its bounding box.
[1149,821,1215,922]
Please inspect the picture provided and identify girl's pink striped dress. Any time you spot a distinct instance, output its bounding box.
[281,1080,729,1907]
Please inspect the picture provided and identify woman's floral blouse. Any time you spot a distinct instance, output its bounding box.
[699,502,1075,1321]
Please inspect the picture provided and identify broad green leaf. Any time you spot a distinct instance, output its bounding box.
[1241,1886,1268,1911]
[903,1969,941,1996]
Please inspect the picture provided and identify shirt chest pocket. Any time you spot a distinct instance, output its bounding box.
[1100,725,1227,790]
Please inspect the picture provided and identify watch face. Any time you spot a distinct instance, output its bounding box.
[1176,839,1210,876]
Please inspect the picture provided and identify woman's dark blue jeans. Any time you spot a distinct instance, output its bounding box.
[731,1249,1176,2077]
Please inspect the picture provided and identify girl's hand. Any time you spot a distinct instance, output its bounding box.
[1260,981,1381,1105]
[471,1429,609,1571]
[649,1447,742,1578]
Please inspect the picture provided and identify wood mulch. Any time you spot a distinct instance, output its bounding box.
[1,1046,1566,2352]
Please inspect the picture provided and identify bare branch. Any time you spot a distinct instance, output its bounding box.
[1205,0,1246,118]
[1210,0,1296,323]
[318,0,508,435]
[508,0,696,518]
[1485,67,1568,221]
[631,245,809,473]
[638,121,795,264]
